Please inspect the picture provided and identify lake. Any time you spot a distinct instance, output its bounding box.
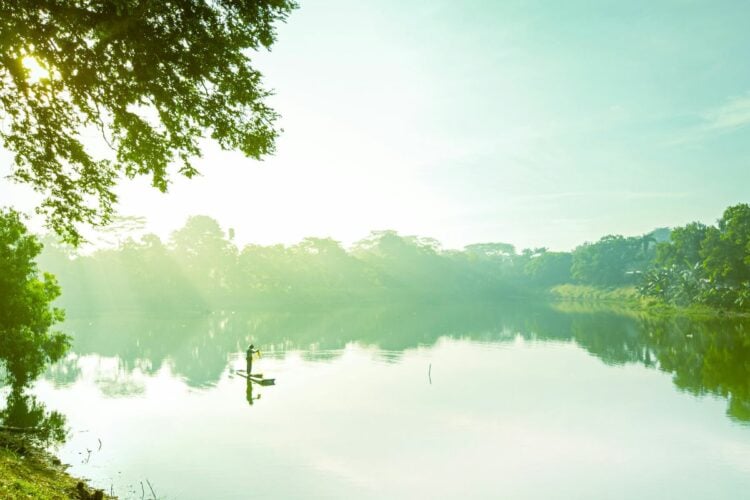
[9,302,750,499]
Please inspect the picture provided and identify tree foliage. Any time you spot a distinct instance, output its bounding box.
[43,215,699,312]
[0,0,297,244]
[41,219,569,312]
[701,204,750,285]
[653,222,707,270]
[38,205,750,312]
[571,235,650,286]
[525,251,572,286]
[640,204,750,309]
[0,209,68,388]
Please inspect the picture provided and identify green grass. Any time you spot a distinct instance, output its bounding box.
[548,284,641,303]
[0,433,109,499]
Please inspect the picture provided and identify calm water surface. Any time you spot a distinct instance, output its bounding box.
[12,303,750,498]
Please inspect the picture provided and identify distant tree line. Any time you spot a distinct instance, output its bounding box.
[30,203,750,313]
[39,214,654,312]
[40,216,544,311]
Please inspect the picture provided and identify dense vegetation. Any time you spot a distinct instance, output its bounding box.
[34,204,750,313]
[39,216,552,311]
[640,204,750,310]
[0,210,68,387]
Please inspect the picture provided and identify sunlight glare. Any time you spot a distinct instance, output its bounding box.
[22,56,49,83]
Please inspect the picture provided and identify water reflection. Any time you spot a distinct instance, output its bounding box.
[49,301,750,424]
[245,377,262,406]
[0,389,67,446]
[641,315,750,422]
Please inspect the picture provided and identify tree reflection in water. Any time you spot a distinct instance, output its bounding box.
[0,388,67,446]
[47,301,750,424]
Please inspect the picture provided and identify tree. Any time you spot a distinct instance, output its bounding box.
[524,251,572,286]
[571,235,643,286]
[654,222,708,270]
[170,215,236,300]
[701,204,750,286]
[0,209,69,388]
[639,206,750,309]
[0,0,297,244]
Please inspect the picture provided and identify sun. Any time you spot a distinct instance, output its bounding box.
[22,56,49,83]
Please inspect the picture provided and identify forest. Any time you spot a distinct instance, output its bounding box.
[30,202,750,313]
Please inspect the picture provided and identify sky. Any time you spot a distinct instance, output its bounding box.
[3,0,750,251]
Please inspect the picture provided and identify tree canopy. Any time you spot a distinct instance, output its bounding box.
[0,209,68,388]
[0,0,297,244]
[571,234,648,286]
[640,204,750,309]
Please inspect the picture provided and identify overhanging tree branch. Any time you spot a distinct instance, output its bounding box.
[0,0,297,245]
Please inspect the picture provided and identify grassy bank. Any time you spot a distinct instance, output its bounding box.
[549,284,642,304]
[548,284,746,318]
[0,431,108,499]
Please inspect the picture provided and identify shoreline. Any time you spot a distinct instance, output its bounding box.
[548,284,750,319]
[0,431,109,499]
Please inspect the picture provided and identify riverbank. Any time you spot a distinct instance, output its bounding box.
[548,284,642,304]
[0,431,108,499]
[547,284,745,318]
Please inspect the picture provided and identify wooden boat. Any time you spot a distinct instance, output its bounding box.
[236,371,275,385]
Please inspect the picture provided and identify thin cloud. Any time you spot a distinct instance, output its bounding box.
[668,93,750,146]
[704,93,750,131]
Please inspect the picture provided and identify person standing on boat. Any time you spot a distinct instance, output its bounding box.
[246,344,259,375]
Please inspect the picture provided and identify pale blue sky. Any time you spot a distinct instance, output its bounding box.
[3,0,750,250]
